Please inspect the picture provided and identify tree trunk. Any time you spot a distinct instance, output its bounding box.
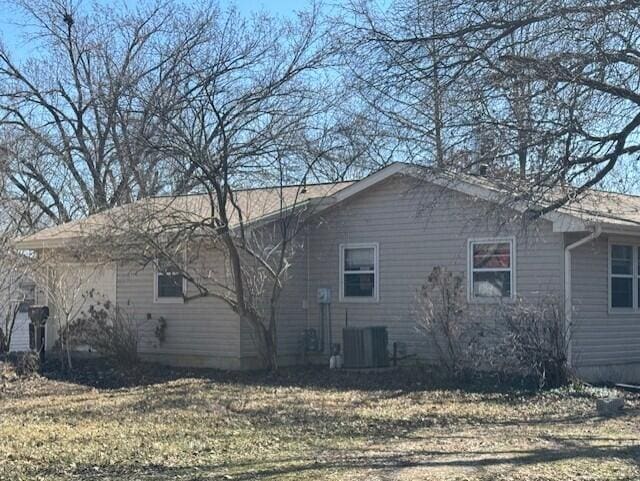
[517,142,527,179]
[0,328,7,354]
[222,231,279,370]
[429,42,445,168]
[243,313,278,370]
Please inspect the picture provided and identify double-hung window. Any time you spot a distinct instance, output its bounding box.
[154,255,185,303]
[468,238,515,300]
[610,244,635,310]
[339,243,378,302]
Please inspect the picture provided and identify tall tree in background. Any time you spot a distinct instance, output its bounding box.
[341,0,472,168]
[342,0,640,213]
[0,0,205,227]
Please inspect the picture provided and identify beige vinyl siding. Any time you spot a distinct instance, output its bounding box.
[9,313,30,352]
[239,230,310,367]
[45,262,117,351]
[274,244,310,360]
[0,285,30,351]
[570,234,640,371]
[117,250,242,368]
[300,175,564,363]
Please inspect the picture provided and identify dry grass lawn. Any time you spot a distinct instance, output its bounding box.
[0,361,639,480]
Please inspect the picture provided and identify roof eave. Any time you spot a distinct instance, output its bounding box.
[547,213,590,233]
[426,174,591,233]
[594,222,640,236]
[13,237,76,250]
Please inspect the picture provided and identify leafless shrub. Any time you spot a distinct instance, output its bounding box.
[26,252,108,371]
[13,351,40,377]
[492,296,570,388]
[415,266,471,374]
[67,294,139,365]
[0,305,20,355]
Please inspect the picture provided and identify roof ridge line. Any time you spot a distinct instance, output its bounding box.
[150,180,357,199]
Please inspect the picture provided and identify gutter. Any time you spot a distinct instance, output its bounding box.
[564,224,602,367]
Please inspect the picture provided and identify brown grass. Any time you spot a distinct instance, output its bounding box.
[0,362,639,480]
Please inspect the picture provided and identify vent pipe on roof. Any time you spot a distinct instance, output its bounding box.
[470,163,489,177]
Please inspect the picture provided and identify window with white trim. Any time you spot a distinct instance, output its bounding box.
[17,280,36,313]
[154,255,185,302]
[340,243,378,301]
[468,238,514,299]
[610,244,635,309]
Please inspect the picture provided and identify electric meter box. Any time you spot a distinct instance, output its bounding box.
[317,287,331,304]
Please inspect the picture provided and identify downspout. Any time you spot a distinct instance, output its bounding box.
[564,224,602,367]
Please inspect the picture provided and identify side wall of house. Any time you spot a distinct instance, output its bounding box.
[570,234,640,382]
[117,250,243,369]
[274,174,565,366]
[44,262,117,351]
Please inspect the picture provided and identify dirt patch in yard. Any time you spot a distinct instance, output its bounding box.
[0,360,638,480]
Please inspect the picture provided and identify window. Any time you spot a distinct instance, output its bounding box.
[610,244,634,309]
[468,238,515,300]
[340,243,378,302]
[17,280,36,313]
[154,255,185,303]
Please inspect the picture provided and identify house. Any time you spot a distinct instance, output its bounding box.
[13,163,640,382]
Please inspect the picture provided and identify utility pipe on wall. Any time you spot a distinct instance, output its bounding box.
[564,224,602,367]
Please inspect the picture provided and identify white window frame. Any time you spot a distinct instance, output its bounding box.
[608,242,638,313]
[339,243,379,303]
[153,254,187,304]
[467,237,516,303]
[16,279,36,313]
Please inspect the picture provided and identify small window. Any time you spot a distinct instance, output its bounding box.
[610,244,634,309]
[18,280,36,313]
[340,244,378,301]
[154,255,185,303]
[469,238,514,300]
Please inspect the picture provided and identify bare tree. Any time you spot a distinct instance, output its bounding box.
[0,0,205,226]
[457,0,640,210]
[88,170,331,370]
[3,1,343,370]
[26,249,108,370]
[341,0,640,213]
[73,4,338,370]
[339,0,474,168]
[153,6,333,370]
